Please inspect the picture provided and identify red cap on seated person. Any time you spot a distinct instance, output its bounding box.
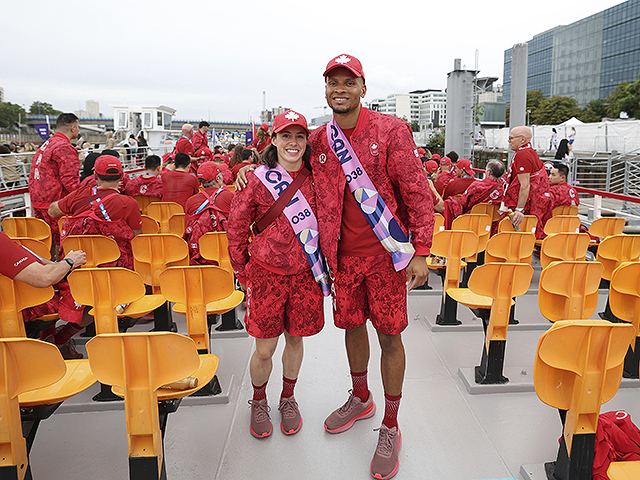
[424,160,438,173]
[272,110,310,136]
[418,148,426,156]
[259,123,270,131]
[94,155,123,175]
[323,54,365,80]
[198,147,212,157]
[431,154,441,161]
[439,156,451,166]
[197,162,222,182]
[457,158,474,176]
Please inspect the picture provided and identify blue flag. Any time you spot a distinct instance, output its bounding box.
[33,124,50,140]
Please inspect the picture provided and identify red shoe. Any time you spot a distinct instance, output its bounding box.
[324,390,376,434]
[370,424,401,479]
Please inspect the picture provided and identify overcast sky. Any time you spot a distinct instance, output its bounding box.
[1,0,627,125]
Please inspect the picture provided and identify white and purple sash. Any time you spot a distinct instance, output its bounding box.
[327,119,415,271]
[254,163,330,296]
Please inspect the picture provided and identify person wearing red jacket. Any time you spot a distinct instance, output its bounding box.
[48,155,142,355]
[125,154,163,198]
[227,110,325,441]
[183,162,234,265]
[312,54,433,480]
[442,158,476,199]
[434,155,456,196]
[251,123,271,154]
[29,113,81,256]
[192,121,210,152]
[539,162,580,232]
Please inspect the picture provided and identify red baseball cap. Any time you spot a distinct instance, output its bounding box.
[259,123,269,131]
[456,158,474,176]
[197,162,222,183]
[94,155,123,176]
[432,154,441,161]
[424,160,438,173]
[272,110,310,136]
[440,156,451,166]
[324,54,365,80]
[198,147,212,158]
[417,148,426,156]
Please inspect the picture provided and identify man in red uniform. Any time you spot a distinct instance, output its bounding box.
[29,113,81,256]
[48,155,142,344]
[176,123,205,174]
[125,154,163,198]
[312,54,433,480]
[547,162,579,209]
[434,156,455,196]
[501,126,549,238]
[192,121,210,152]
[442,159,505,228]
[539,162,580,231]
[162,152,200,209]
[184,162,234,264]
[442,158,476,199]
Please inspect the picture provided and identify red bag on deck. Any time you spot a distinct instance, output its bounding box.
[593,410,640,479]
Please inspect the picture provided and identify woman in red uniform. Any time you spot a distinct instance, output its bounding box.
[227,110,328,439]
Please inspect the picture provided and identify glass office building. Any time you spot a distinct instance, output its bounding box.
[503,0,640,108]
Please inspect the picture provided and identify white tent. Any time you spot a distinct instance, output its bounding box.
[559,117,585,126]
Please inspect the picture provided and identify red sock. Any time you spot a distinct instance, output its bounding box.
[252,381,267,401]
[383,393,402,429]
[281,376,297,399]
[351,370,369,402]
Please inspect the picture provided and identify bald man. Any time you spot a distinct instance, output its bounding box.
[175,124,205,174]
[501,126,549,238]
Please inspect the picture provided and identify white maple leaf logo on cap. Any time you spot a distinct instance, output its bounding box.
[285,111,300,121]
[335,55,351,64]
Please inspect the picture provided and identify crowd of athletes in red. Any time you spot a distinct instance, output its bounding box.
[1,53,580,480]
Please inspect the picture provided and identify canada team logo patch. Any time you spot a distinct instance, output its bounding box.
[370,142,379,156]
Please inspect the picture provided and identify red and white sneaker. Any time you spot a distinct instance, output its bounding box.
[370,424,401,479]
[248,398,272,438]
[324,390,376,434]
[278,396,302,435]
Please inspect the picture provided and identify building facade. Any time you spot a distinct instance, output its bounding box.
[369,90,447,131]
[503,0,640,108]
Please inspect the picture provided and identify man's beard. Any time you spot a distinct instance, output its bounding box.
[330,104,352,114]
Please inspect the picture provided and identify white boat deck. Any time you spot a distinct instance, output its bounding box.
[27,256,640,480]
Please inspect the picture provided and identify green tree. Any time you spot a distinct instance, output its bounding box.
[0,102,27,129]
[617,74,640,119]
[428,129,445,150]
[579,98,608,123]
[410,121,420,132]
[605,82,629,118]
[526,89,546,124]
[535,96,580,125]
[29,101,62,116]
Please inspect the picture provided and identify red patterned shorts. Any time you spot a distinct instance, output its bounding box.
[245,259,324,339]
[333,254,408,336]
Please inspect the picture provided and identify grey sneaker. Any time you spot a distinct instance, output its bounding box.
[370,424,401,479]
[324,390,376,434]
[249,398,272,438]
[278,396,302,435]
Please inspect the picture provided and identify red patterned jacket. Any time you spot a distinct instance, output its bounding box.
[227,168,317,284]
[125,175,163,198]
[29,132,80,209]
[192,130,208,152]
[309,108,434,271]
[443,176,505,229]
